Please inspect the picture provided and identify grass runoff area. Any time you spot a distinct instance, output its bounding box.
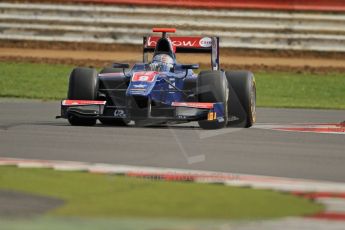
[0,61,345,109]
[0,167,322,220]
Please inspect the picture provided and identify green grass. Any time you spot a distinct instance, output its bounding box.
[0,167,322,220]
[0,61,344,109]
[0,62,71,100]
[256,72,345,109]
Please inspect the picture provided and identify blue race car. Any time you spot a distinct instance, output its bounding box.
[58,28,256,129]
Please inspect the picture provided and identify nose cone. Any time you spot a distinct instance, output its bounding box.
[127,71,159,97]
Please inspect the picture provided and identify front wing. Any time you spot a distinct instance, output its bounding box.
[57,100,225,123]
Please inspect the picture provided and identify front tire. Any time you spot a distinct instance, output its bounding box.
[226,71,256,128]
[197,70,229,129]
[67,67,98,126]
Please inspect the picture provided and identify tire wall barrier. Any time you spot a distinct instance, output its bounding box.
[1,1,345,52]
[75,0,345,12]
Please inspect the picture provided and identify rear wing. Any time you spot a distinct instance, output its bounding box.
[143,36,220,70]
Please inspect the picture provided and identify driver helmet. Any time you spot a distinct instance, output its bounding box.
[149,54,174,72]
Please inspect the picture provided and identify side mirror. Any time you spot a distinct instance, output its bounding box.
[181,64,199,70]
[113,63,130,69]
[180,64,199,78]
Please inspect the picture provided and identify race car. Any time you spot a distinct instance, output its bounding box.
[57,28,256,129]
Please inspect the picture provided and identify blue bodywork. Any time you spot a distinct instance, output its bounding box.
[126,64,195,105]
[90,62,225,123]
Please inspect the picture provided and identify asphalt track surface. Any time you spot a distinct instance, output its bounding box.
[0,99,344,182]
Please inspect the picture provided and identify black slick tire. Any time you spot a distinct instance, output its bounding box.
[225,71,256,128]
[67,67,98,126]
[197,70,229,129]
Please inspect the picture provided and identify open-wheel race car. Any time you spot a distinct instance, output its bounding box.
[57,28,256,129]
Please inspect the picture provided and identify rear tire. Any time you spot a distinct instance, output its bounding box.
[67,67,98,126]
[197,70,228,129]
[225,71,256,128]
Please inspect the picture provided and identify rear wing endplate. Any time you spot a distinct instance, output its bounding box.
[143,36,220,70]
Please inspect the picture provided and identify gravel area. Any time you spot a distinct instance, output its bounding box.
[0,190,63,217]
